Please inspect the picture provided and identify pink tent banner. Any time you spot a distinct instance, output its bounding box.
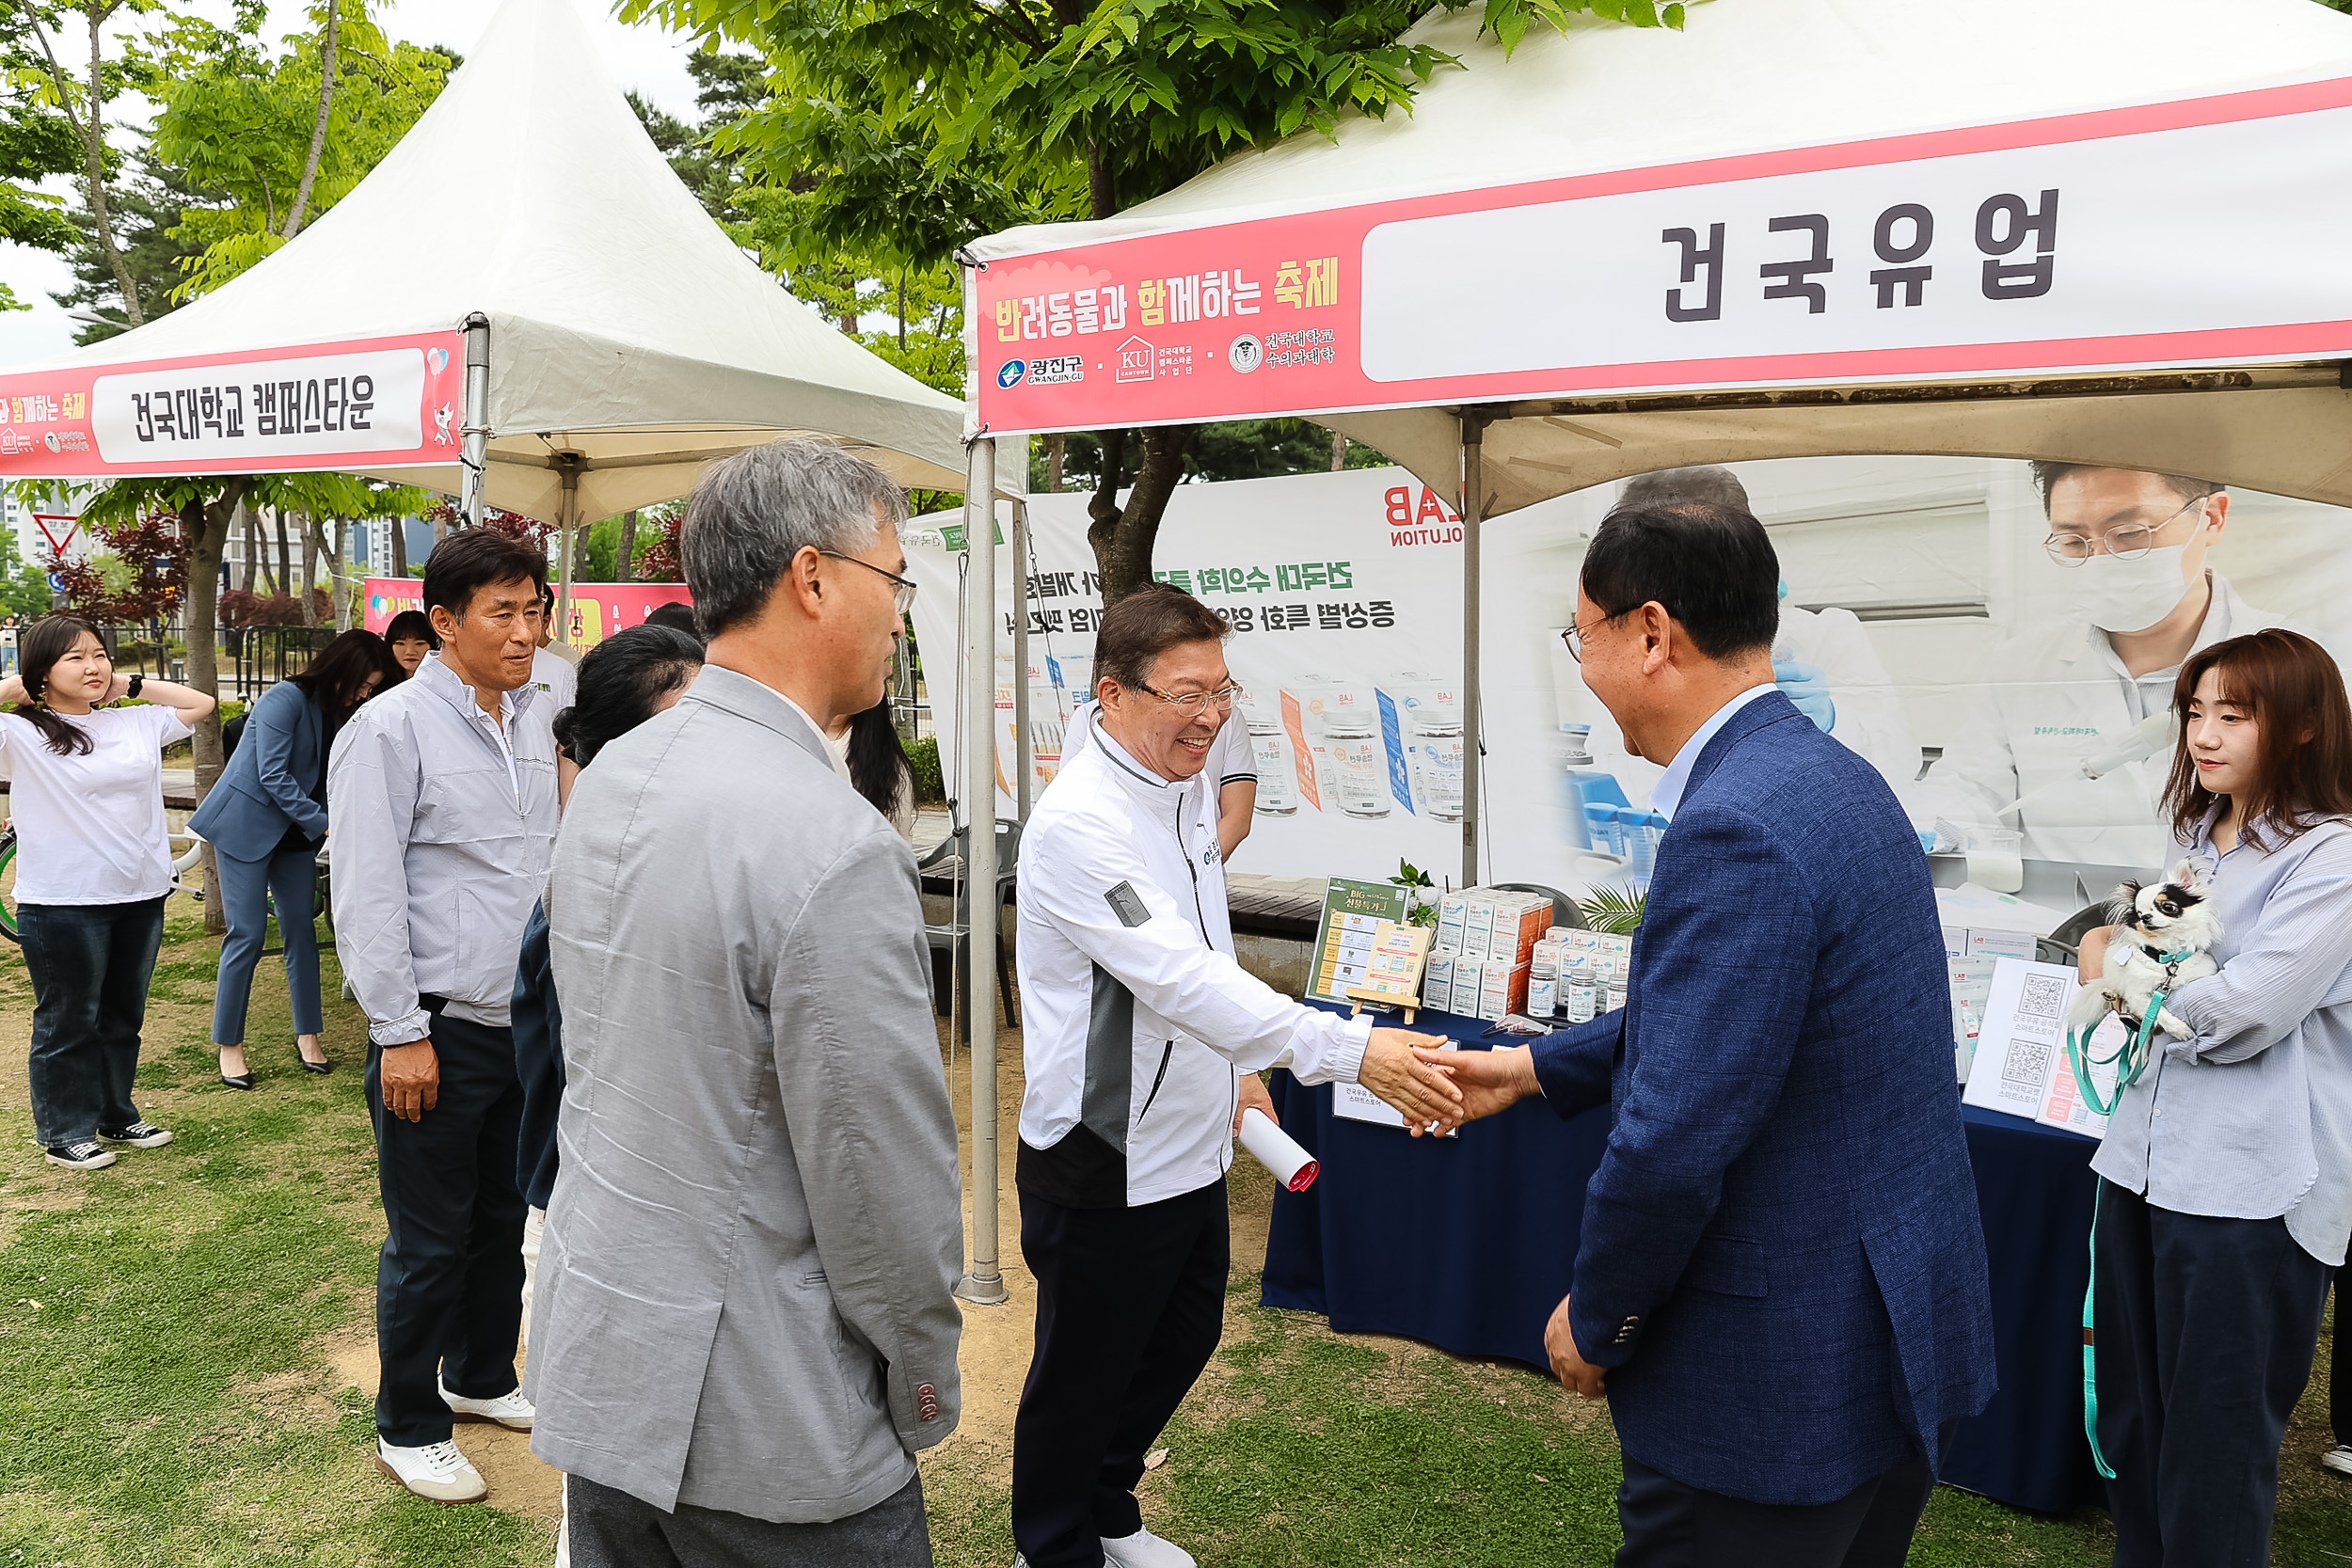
[0,329,466,481]
[363,577,691,647]
[971,76,2352,436]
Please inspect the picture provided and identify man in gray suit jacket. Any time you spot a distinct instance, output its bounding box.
[530,438,962,1567]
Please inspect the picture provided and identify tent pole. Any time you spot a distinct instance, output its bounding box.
[460,313,490,529]
[957,436,1009,1307]
[556,462,578,648]
[1461,415,1485,888]
[1012,497,1032,823]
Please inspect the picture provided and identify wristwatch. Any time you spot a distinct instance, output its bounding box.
[125,674,143,700]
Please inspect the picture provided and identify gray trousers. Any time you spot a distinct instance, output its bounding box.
[567,1471,931,1568]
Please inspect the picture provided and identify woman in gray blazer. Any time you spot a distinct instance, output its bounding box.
[191,630,400,1087]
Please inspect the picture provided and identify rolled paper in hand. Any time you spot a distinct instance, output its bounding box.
[1239,1108,1319,1192]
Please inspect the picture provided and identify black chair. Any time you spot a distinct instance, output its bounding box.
[2037,901,2116,968]
[919,819,1023,1033]
[1489,881,1586,931]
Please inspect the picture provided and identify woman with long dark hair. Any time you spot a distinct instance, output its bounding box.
[2080,626,2352,1563]
[192,629,403,1086]
[0,615,215,1170]
[384,610,436,681]
[832,696,915,840]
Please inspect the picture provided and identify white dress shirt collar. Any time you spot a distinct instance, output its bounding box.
[772,689,855,786]
[1649,684,1776,821]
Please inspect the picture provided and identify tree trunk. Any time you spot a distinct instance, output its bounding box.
[1331,428,1347,471]
[280,0,339,240]
[276,506,293,603]
[1046,434,1065,493]
[299,511,318,626]
[618,509,639,582]
[1085,425,1196,606]
[55,8,142,326]
[237,501,258,594]
[390,513,407,576]
[184,480,250,936]
[316,515,349,629]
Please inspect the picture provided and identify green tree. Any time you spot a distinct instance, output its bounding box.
[0,22,83,311]
[625,0,1690,602]
[49,146,206,341]
[151,5,455,299]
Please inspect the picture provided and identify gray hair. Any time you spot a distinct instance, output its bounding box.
[1618,465,1750,515]
[681,438,910,636]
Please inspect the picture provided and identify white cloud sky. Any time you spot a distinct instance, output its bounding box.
[0,0,710,366]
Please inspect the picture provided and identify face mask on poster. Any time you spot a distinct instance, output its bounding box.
[2074,546,2192,633]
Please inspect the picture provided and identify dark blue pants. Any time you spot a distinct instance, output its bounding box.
[365,1008,528,1447]
[1615,1437,1941,1568]
[568,1471,932,1568]
[1012,1178,1229,1568]
[210,847,322,1045]
[2092,1180,2334,1568]
[2334,1281,2347,1448]
[21,897,166,1147]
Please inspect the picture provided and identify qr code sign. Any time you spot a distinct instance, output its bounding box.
[2019,975,2068,1020]
[2001,1039,2051,1100]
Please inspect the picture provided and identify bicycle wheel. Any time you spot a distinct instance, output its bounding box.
[0,827,19,944]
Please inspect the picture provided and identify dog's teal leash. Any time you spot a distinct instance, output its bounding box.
[2074,942,2194,1481]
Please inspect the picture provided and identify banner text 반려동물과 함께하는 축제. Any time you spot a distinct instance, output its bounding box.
[0,332,468,481]
[968,78,2352,436]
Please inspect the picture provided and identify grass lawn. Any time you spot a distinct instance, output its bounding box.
[0,900,2344,1565]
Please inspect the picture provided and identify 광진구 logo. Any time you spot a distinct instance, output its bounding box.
[996,358,1028,389]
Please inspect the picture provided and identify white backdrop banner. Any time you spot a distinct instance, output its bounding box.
[909,457,2352,895]
[904,467,1470,885]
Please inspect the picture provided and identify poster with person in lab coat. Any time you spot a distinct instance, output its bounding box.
[1911,463,2336,872]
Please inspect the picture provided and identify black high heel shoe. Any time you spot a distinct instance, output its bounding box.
[295,1043,332,1076]
[218,1048,255,1091]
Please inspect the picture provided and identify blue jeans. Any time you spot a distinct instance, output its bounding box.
[21,896,167,1147]
[211,847,322,1045]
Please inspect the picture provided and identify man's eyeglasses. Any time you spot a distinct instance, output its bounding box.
[2042,493,2209,568]
[1561,610,1627,664]
[1136,681,1244,719]
[818,549,919,616]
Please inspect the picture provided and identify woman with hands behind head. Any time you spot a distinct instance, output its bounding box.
[0,616,215,1171]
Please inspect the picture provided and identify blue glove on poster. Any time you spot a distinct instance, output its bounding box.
[1773,659,1836,732]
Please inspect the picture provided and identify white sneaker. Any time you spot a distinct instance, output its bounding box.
[375,1436,486,1504]
[1102,1528,1197,1568]
[440,1379,534,1431]
[2323,1443,2352,1478]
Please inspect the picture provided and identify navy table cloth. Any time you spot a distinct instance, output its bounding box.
[1261,1001,2104,1515]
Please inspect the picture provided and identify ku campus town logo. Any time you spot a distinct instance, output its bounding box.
[997,358,1028,389]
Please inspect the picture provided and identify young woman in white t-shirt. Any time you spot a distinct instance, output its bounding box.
[0,616,215,1171]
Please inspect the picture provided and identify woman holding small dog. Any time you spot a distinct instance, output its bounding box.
[2079,626,2352,1567]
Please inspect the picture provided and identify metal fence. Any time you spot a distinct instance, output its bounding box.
[89,621,339,704]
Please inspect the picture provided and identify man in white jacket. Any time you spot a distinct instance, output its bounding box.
[1011,584,1460,1568]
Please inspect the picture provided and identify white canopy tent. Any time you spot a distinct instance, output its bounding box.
[0,0,999,575]
[949,0,2352,1278]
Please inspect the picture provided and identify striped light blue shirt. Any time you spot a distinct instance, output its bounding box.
[2090,807,2352,1265]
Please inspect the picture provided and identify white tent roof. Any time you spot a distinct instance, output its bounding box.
[8,0,993,518]
[970,0,2352,515]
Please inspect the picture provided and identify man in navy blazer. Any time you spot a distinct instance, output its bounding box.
[1435,499,1995,1565]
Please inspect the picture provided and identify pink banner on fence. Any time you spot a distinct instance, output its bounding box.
[362,578,692,647]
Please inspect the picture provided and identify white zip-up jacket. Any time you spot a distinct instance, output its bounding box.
[1016,722,1372,1208]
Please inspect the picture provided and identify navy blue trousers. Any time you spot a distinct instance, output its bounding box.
[1012,1179,1229,1568]
[1615,1433,1941,1568]
[2092,1180,2334,1568]
[209,847,322,1045]
[365,1008,528,1447]
[21,896,165,1147]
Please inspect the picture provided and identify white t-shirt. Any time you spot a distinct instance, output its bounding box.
[1061,699,1257,791]
[530,647,578,719]
[0,705,193,905]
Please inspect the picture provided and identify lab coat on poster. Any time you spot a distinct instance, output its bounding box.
[1914,573,2324,869]
[1775,602,1921,790]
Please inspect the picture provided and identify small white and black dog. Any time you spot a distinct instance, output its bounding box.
[2066,860,2223,1041]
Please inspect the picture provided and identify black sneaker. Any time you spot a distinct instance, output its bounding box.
[97,1121,173,1148]
[44,1141,117,1171]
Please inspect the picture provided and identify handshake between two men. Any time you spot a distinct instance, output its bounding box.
[1341,1031,1541,1141]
